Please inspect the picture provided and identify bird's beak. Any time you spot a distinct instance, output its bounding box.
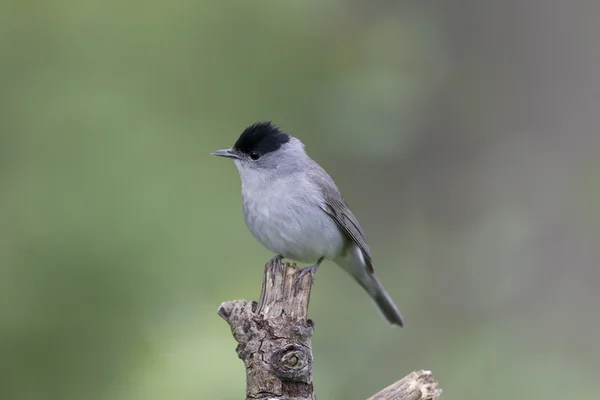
[211,148,240,160]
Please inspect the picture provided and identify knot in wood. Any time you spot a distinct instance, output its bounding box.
[270,344,312,380]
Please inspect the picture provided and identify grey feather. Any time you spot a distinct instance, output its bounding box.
[307,163,405,326]
[307,165,374,270]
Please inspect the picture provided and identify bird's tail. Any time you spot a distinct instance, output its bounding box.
[335,248,404,327]
[357,272,405,327]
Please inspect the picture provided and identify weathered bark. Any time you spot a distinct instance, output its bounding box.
[218,260,315,400]
[367,370,442,400]
[218,259,441,400]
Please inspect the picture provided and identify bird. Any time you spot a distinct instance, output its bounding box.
[212,121,404,327]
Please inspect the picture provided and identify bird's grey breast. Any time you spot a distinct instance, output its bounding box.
[240,170,345,263]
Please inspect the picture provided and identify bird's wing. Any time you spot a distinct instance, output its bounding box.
[308,166,374,271]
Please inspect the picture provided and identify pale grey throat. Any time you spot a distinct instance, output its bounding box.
[212,125,405,327]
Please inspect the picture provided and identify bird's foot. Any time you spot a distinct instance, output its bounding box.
[294,257,324,285]
[295,265,319,285]
[266,255,284,275]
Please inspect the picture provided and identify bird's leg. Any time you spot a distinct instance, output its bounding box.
[266,254,284,274]
[295,256,324,285]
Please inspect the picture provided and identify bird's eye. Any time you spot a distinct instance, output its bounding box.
[249,151,260,160]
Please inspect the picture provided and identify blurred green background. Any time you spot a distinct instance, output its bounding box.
[2,1,599,399]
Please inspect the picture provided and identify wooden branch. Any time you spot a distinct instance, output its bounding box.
[218,259,442,400]
[367,370,442,400]
[218,260,315,400]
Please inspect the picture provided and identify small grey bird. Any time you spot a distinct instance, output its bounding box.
[212,122,404,327]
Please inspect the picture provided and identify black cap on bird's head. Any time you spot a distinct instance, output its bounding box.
[212,121,291,161]
[233,121,290,155]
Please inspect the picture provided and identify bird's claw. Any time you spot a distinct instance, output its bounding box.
[266,255,283,275]
[295,265,319,285]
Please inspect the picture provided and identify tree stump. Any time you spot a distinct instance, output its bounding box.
[218,259,441,400]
